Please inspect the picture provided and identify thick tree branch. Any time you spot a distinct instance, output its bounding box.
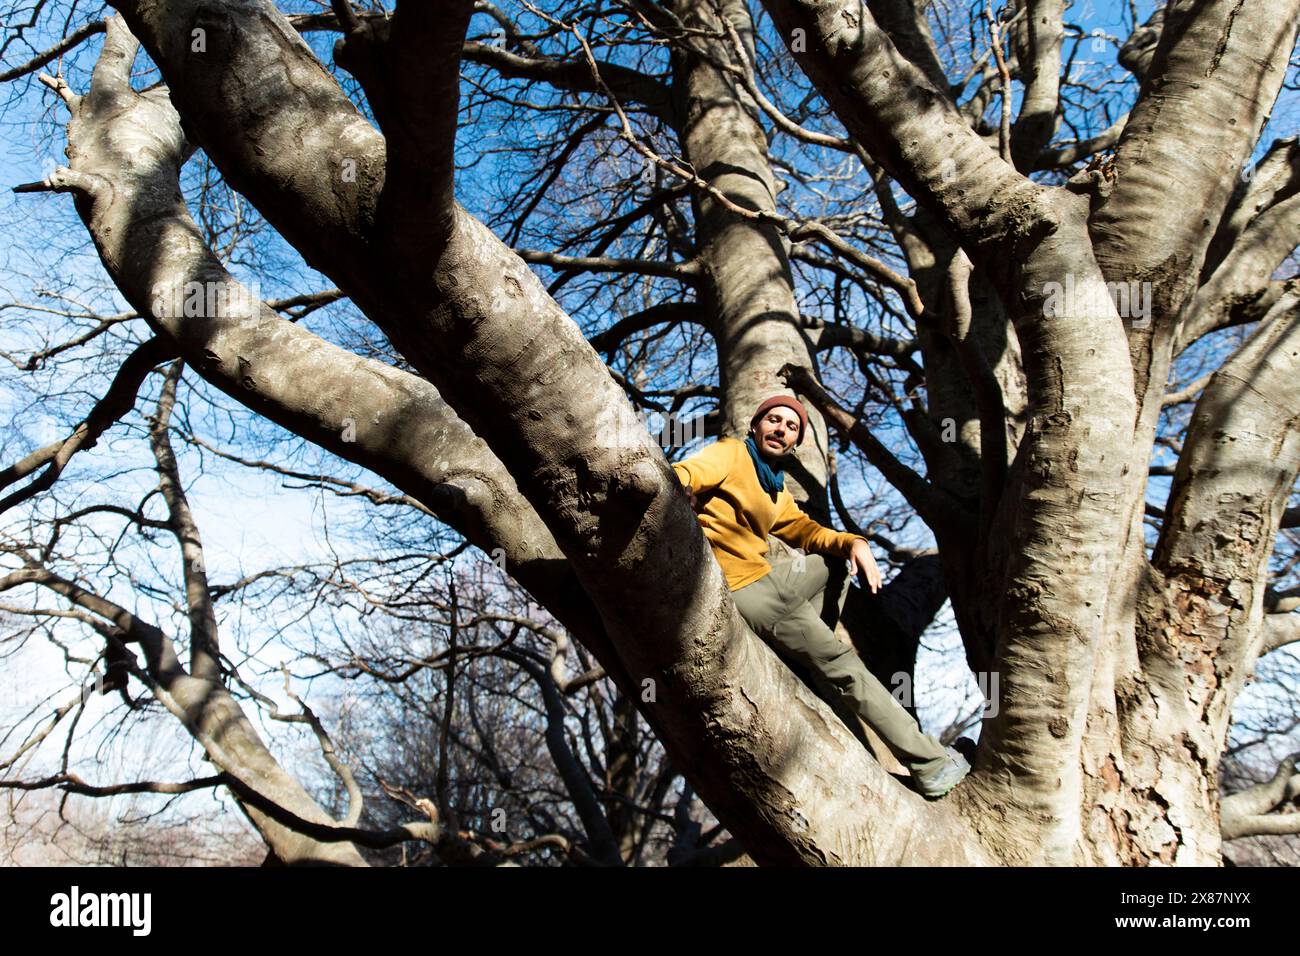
[1009,0,1064,172]
[333,0,475,257]
[1116,6,1163,82]
[1203,137,1300,278]
[1182,141,1300,349]
[1090,0,1300,330]
[1261,613,1300,656]
[462,41,677,125]
[944,249,1008,527]
[515,248,702,283]
[0,772,223,796]
[1181,280,1298,353]
[1221,756,1300,840]
[759,0,1051,271]
[148,361,222,683]
[863,0,948,91]
[109,0,385,295]
[801,314,918,359]
[1032,113,1128,171]
[1150,287,1300,744]
[587,302,707,353]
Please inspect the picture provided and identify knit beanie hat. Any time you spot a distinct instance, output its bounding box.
[749,395,809,446]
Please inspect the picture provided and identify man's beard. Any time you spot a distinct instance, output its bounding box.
[759,437,791,460]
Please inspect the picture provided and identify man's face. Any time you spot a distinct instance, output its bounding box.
[753,406,801,461]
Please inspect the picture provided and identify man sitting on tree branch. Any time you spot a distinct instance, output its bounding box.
[673,396,969,798]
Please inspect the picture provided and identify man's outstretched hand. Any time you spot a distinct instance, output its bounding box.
[848,538,881,594]
[683,484,700,512]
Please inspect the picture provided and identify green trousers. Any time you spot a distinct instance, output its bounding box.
[731,552,949,775]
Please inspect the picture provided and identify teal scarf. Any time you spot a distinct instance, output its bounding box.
[744,435,786,495]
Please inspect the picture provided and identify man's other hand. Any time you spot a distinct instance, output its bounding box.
[848,538,881,593]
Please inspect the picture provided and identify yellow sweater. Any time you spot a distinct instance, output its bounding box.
[671,437,866,591]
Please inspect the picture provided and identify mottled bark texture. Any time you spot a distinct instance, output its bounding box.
[29,0,1300,863]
